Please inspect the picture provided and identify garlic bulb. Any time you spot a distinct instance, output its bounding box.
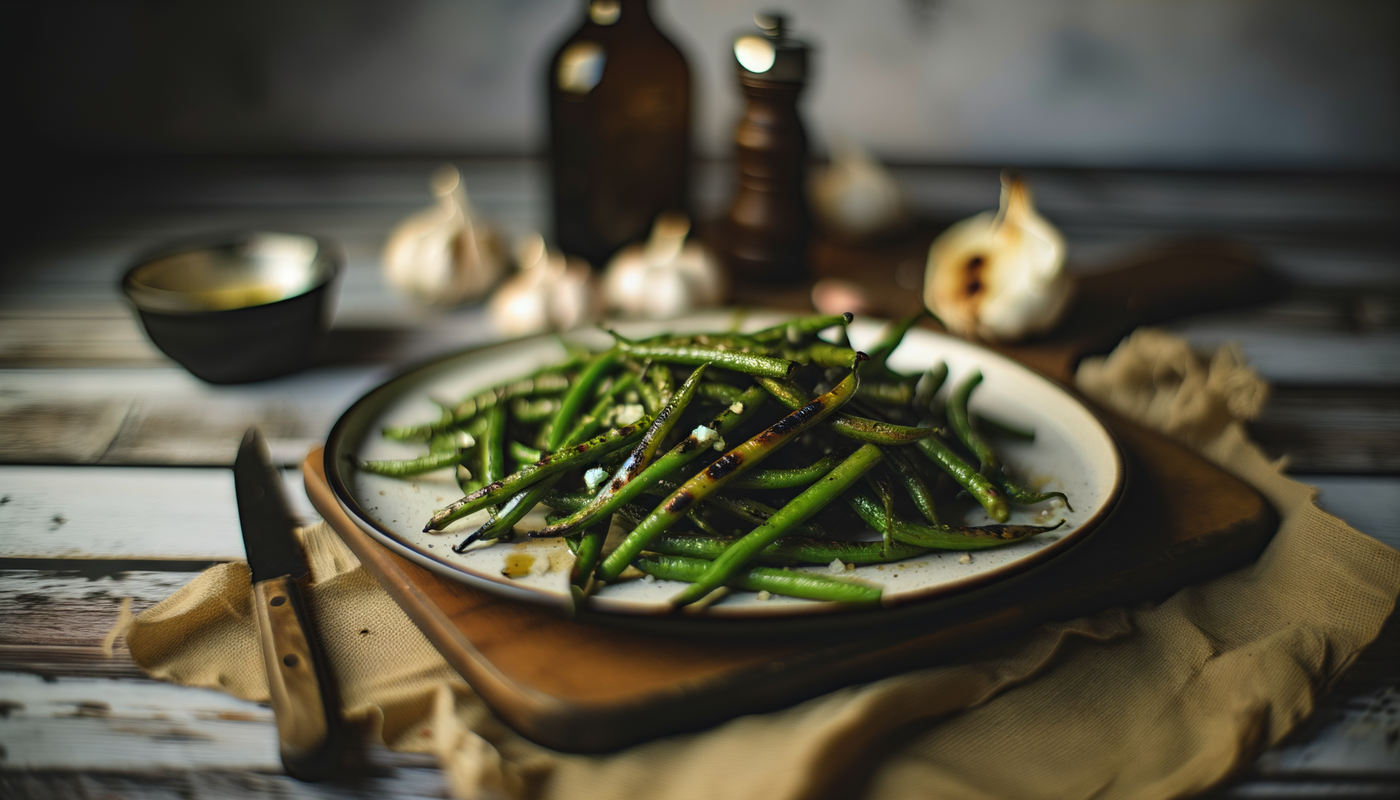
[810,139,908,241]
[923,175,1072,342]
[489,234,597,338]
[602,212,724,319]
[382,165,507,304]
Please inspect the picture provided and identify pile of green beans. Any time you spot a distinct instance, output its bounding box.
[358,313,1070,609]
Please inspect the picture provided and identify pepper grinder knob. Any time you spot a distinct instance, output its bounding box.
[719,11,813,284]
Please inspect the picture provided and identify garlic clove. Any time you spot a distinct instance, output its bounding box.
[810,138,908,242]
[382,165,506,305]
[923,175,1072,342]
[602,212,725,319]
[489,234,599,338]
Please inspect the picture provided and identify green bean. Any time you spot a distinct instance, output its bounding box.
[360,429,472,477]
[848,491,1058,549]
[949,370,1070,509]
[886,446,940,525]
[913,363,948,412]
[642,479,829,538]
[510,397,560,424]
[635,554,880,606]
[670,443,885,606]
[382,401,454,442]
[547,349,620,451]
[748,312,853,343]
[597,369,863,583]
[788,343,862,370]
[384,373,571,441]
[635,366,664,415]
[562,372,639,446]
[452,389,650,548]
[528,383,768,539]
[698,382,745,405]
[569,514,613,589]
[913,435,1009,522]
[360,449,465,477]
[727,449,850,490]
[645,531,929,566]
[426,416,652,532]
[866,313,923,375]
[510,441,542,464]
[612,334,797,379]
[756,376,936,445]
[977,414,1036,441]
[652,361,676,403]
[858,382,915,406]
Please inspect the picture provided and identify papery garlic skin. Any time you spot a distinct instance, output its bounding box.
[383,165,506,305]
[924,176,1072,342]
[603,212,724,320]
[489,234,598,338]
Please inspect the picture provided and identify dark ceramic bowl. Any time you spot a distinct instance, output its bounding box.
[120,232,342,384]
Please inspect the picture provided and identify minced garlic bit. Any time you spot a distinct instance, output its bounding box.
[755,590,772,601]
[958,553,972,565]
[642,573,656,583]
[828,558,846,574]
[584,467,608,492]
[728,401,745,415]
[846,562,855,571]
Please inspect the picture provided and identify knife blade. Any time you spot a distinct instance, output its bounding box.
[235,427,348,781]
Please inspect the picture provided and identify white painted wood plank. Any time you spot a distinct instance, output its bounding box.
[0,671,279,771]
[0,466,321,560]
[0,467,244,560]
[0,366,389,466]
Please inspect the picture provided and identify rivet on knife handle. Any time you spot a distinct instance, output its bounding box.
[253,574,346,780]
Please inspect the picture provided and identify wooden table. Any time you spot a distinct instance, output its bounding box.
[2,159,1396,798]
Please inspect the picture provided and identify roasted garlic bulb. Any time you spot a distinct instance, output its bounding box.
[489,234,596,338]
[382,165,506,305]
[924,175,1072,342]
[602,212,724,319]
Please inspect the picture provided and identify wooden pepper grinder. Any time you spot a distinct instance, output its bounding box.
[720,12,812,284]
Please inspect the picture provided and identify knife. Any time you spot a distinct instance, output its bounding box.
[235,427,348,781]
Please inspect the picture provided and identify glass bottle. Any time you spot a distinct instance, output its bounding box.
[547,0,692,267]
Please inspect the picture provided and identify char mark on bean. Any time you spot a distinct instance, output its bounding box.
[763,401,822,440]
[611,478,625,492]
[665,491,695,514]
[705,452,744,480]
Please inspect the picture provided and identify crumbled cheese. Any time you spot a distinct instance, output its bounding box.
[612,403,645,426]
[728,402,745,415]
[584,467,608,492]
[828,558,846,574]
[691,425,719,446]
[755,590,772,601]
[713,439,726,451]
[642,573,656,583]
[958,553,972,565]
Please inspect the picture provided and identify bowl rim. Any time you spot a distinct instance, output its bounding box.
[119,230,343,315]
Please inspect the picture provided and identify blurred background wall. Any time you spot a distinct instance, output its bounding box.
[3,0,1396,169]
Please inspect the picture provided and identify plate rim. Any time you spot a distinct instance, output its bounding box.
[324,317,1125,620]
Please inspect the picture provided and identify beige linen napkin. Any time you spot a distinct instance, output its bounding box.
[120,329,1400,800]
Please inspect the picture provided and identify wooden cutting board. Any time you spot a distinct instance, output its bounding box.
[302,242,1282,754]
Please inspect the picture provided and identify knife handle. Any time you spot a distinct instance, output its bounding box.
[253,575,347,780]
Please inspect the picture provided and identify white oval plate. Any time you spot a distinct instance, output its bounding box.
[325,311,1123,619]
